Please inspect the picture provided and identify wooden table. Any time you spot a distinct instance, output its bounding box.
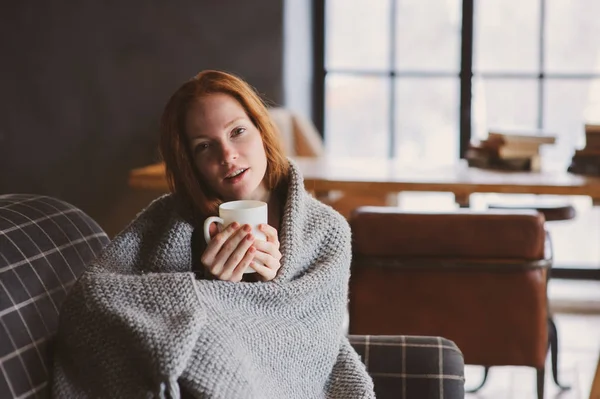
[129,157,600,205]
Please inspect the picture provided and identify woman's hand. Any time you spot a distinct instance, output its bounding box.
[250,223,282,281]
[201,222,256,282]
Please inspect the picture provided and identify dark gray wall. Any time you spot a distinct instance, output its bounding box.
[0,1,284,236]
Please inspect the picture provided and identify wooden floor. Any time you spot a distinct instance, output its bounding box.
[464,279,600,399]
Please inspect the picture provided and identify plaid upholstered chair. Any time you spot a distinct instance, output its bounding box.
[0,194,465,399]
[0,194,110,398]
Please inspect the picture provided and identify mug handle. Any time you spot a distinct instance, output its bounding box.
[203,216,224,244]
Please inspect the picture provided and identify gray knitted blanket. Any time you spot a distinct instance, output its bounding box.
[51,161,374,399]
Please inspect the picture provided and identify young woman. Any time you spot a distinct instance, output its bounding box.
[160,70,288,283]
[52,70,375,398]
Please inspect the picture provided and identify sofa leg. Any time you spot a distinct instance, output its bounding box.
[537,368,545,399]
[549,317,571,390]
[466,366,489,393]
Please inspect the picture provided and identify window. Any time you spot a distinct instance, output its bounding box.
[316,0,600,169]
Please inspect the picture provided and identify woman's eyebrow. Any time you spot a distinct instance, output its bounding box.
[223,117,246,129]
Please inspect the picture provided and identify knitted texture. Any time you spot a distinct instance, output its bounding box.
[51,161,374,399]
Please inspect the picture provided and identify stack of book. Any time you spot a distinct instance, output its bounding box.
[466,129,557,171]
[568,124,600,176]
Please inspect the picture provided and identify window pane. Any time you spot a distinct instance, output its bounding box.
[474,0,539,73]
[395,0,461,72]
[543,79,600,169]
[473,78,539,139]
[546,0,600,73]
[325,74,390,157]
[325,0,391,71]
[395,78,459,165]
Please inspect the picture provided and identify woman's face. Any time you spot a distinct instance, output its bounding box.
[185,93,268,202]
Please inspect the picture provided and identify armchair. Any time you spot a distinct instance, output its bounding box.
[0,194,109,397]
[0,194,465,398]
[348,206,565,399]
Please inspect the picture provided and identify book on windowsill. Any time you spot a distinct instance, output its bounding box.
[584,124,600,150]
[585,123,600,135]
[581,123,600,149]
[474,128,556,171]
[465,143,541,171]
[487,128,557,146]
[568,161,600,176]
[584,138,600,151]
[497,145,540,159]
[478,137,542,157]
[574,149,600,158]
[567,143,600,176]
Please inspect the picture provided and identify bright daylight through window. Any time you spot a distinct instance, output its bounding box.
[323,0,600,170]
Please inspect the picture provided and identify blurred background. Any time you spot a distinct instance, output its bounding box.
[1,0,599,260]
[323,0,600,166]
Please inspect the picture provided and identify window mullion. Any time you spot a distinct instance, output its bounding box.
[389,0,397,158]
[459,0,474,158]
[538,0,546,129]
[312,0,326,137]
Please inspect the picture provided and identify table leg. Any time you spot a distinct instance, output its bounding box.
[454,193,471,208]
[590,353,600,399]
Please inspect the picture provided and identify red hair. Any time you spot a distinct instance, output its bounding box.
[159,70,289,221]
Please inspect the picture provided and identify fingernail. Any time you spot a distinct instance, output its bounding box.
[243,224,251,232]
[246,234,254,241]
[231,222,239,229]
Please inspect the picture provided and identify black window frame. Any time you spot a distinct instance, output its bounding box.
[312,0,473,159]
[312,0,600,160]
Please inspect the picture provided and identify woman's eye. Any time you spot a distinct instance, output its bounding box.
[232,127,246,137]
[195,142,210,153]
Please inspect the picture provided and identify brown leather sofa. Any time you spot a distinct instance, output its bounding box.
[348,206,567,399]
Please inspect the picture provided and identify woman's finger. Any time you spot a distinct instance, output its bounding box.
[252,240,282,261]
[249,259,278,281]
[218,232,255,280]
[201,222,240,267]
[210,225,252,276]
[258,224,279,247]
[229,246,256,282]
[252,250,281,270]
[208,223,219,239]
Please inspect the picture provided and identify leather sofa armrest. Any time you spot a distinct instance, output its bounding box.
[349,335,465,399]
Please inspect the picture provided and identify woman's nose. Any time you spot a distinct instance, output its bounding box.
[219,142,238,164]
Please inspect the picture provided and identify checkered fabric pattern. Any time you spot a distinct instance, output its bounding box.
[349,335,465,399]
[0,194,109,399]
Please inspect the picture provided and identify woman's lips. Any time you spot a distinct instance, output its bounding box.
[224,168,248,184]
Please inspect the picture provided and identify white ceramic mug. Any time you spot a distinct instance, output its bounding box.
[203,200,268,274]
